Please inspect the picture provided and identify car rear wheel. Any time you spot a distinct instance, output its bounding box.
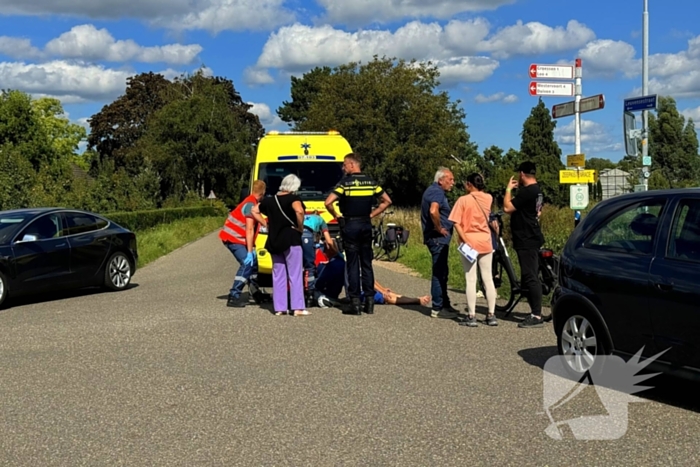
[556,309,608,378]
[0,271,7,307]
[104,252,133,291]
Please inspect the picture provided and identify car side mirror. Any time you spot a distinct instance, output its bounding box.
[17,234,38,243]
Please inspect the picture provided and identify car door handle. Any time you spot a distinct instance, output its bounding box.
[654,281,674,291]
[55,243,67,248]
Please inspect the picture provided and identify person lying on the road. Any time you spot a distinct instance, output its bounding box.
[314,240,430,308]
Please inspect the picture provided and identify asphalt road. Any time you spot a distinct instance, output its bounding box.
[1,231,699,466]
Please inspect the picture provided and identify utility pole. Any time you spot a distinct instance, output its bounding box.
[641,0,649,190]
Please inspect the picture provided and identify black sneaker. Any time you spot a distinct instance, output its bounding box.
[485,314,498,326]
[443,305,461,315]
[460,315,478,327]
[227,296,247,308]
[252,292,272,304]
[518,315,544,328]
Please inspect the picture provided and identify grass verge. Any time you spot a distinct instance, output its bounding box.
[135,216,222,268]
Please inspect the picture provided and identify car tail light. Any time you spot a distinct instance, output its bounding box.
[540,249,553,258]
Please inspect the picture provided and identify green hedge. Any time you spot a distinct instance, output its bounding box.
[103,205,228,231]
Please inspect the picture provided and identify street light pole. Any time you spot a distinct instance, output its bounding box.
[641,0,649,190]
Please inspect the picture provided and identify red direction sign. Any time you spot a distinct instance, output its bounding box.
[529,82,574,97]
[529,64,574,80]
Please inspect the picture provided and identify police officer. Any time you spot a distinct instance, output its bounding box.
[325,153,392,315]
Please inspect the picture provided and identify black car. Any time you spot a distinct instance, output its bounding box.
[552,188,700,381]
[0,208,138,307]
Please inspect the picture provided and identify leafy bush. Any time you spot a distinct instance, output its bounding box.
[104,205,228,231]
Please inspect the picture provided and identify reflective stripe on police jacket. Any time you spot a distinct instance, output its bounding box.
[333,173,384,218]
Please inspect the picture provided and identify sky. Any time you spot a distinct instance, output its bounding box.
[1,0,699,163]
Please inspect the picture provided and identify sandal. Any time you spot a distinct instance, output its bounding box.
[274,311,288,316]
[293,310,311,317]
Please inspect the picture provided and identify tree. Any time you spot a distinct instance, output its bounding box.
[586,157,615,173]
[0,90,53,169]
[648,96,700,188]
[519,98,565,206]
[32,97,86,160]
[132,70,263,206]
[280,56,478,206]
[277,67,332,128]
[87,72,172,172]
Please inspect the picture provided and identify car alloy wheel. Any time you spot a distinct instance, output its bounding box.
[560,314,598,374]
[109,254,132,289]
[0,273,5,306]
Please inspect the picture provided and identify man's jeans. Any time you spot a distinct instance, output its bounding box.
[427,240,451,310]
[301,230,317,291]
[225,242,259,299]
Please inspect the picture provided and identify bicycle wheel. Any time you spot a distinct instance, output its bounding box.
[386,240,400,262]
[494,251,517,313]
[372,231,385,259]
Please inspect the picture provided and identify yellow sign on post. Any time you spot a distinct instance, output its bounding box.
[560,169,596,184]
[566,154,585,167]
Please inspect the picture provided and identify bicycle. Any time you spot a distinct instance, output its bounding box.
[371,211,409,262]
[488,211,558,320]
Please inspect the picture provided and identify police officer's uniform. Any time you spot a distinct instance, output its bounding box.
[332,172,384,314]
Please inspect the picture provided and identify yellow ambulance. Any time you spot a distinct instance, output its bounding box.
[246,131,353,286]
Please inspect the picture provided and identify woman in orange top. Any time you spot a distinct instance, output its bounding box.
[448,173,498,327]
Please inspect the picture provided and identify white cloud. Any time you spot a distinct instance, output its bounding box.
[681,106,700,121]
[428,56,499,86]
[554,119,622,153]
[0,60,131,103]
[576,39,638,78]
[316,0,515,27]
[575,34,700,97]
[635,71,700,98]
[45,25,202,64]
[244,67,275,86]
[0,60,191,104]
[0,0,293,33]
[248,102,283,128]
[156,0,293,33]
[249,19,591,85]
[76,117,90,129]
[474,92,518,104]
[479,20,595,59]
[0,36,42,59]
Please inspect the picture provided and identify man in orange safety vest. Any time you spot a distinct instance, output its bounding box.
[220,180,269,307]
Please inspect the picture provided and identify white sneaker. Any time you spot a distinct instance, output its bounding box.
[317,295,332,308]
[431,310,459,319]
[476,290,484,298]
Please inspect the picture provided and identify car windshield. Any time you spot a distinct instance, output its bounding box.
[258,162,344,200]
[0,212,31,244]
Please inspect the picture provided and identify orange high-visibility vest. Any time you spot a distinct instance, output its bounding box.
[219,195,259,245]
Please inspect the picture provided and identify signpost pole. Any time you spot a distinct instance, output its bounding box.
[641,0,649,191]
[574,58,582,156]
[573,58,583,210]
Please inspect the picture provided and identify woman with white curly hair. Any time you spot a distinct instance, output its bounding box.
[252,174,310,316]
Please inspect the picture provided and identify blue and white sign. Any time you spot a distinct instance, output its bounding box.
[624,94,658,112]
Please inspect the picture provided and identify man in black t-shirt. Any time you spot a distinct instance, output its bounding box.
[504,161,545,328]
